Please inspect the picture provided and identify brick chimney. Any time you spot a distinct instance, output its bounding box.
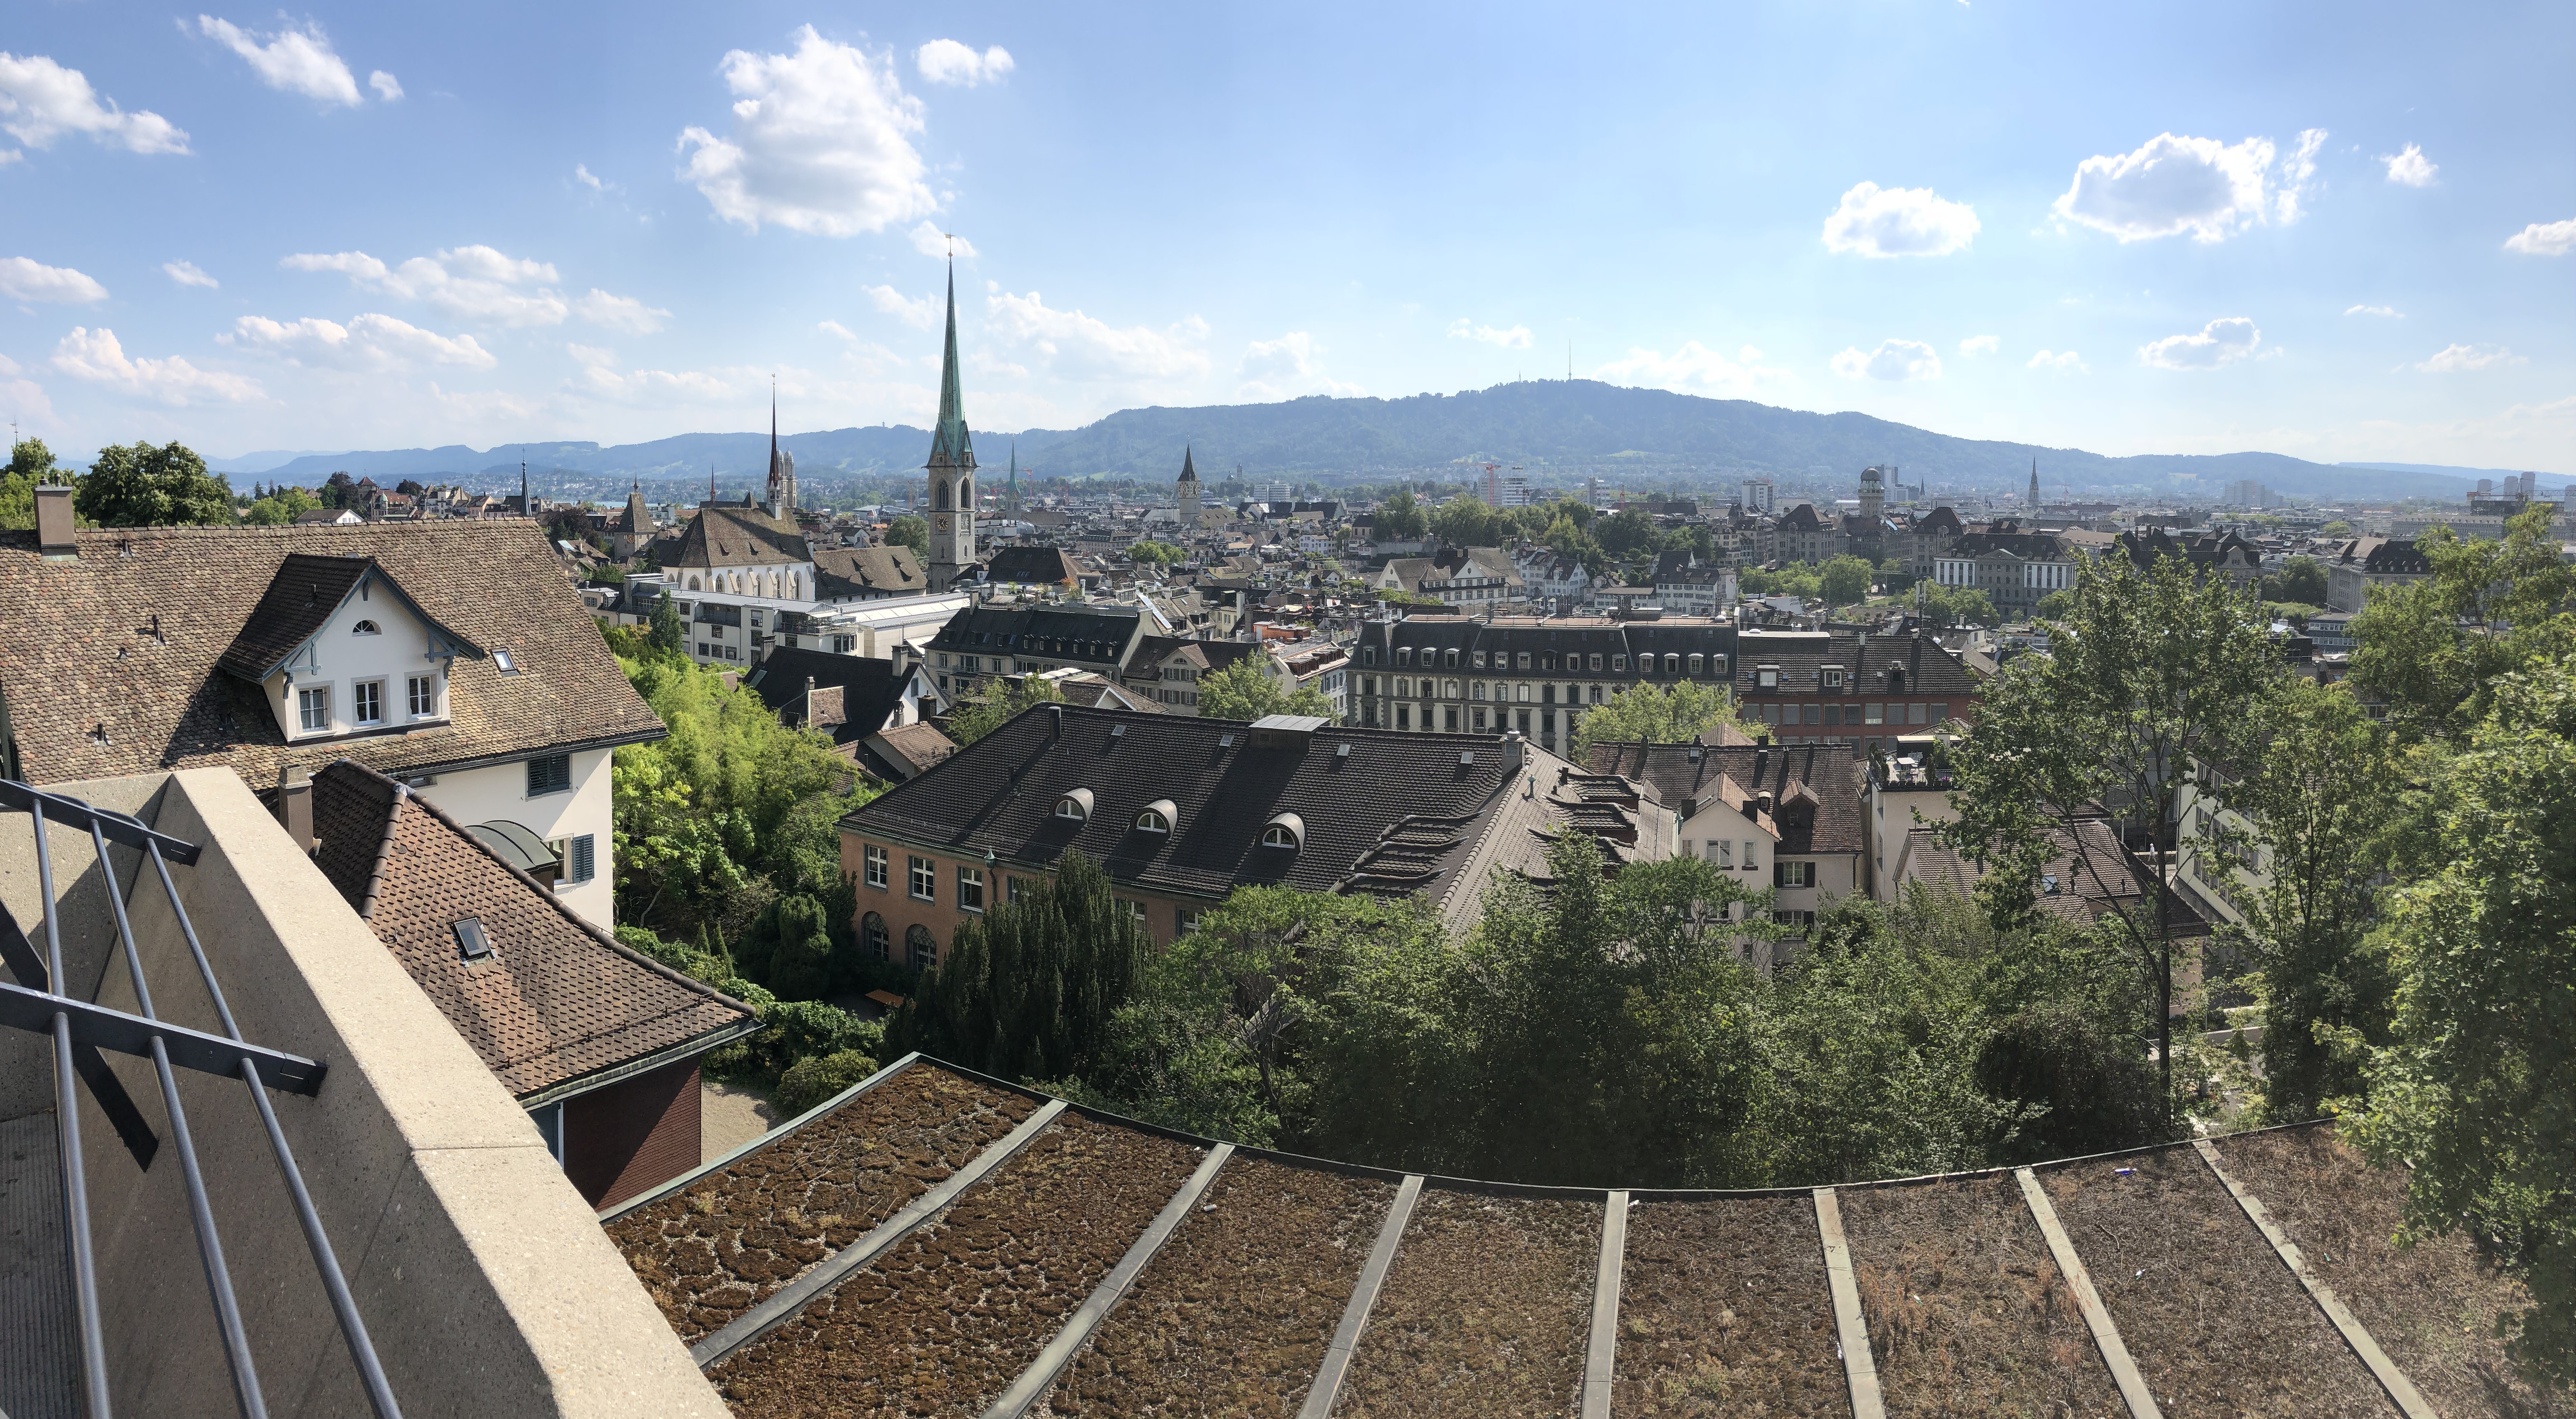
[276,765,314,855]
[35,485,76,560]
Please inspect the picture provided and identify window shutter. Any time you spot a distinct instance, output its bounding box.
[570,834,595,883]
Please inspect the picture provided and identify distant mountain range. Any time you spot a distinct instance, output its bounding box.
[207,381,2544,500]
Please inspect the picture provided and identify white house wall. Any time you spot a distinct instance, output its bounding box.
[260,584,452,743]
[413,747,617,929]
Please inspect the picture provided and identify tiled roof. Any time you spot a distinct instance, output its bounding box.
[0,521,666,785]
[842,705,1606,918]
[867,721,958,778]
[982,547,1086,585]
[215,552,374,680]
[1584,742,1864,855]
[1127,635,1261,678]
[667,505,808,569]
[928,604,1143,664]
[1732,628,1983,701]
[812,545,925,596]
[306,760,757,1099]
[1899,818,2211,938]
[747,648,917,746]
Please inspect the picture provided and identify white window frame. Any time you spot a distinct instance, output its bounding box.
[957,864,984,913]
[297,685,331,733]
[406,674,437,720]
[909,854,936,901]
[352,678,386,727]
[863,844,889,890]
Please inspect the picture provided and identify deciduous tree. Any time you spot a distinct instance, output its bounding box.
[76,441,234,527]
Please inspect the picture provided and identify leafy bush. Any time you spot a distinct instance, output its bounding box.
[775,1050,881,1118]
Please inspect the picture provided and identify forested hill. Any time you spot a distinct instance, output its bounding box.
[1028,380,2397,496]
[223,380,2477,499]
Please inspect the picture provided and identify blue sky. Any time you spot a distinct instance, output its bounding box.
[4,1,2571,472]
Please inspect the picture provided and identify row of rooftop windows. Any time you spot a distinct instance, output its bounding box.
[1369,645,1726,676]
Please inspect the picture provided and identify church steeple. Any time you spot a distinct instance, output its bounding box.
[923,256,976,591]
[765,380,796,518]
[2028,457,2040,511]
[1005,439,1022,519]
[1176,445,1202,530]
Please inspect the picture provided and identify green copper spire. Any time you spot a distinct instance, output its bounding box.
[927,259,975,470]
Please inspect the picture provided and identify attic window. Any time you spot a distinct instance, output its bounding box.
[1458,751,1476,765]
[1261,812,1304,849]
[351,620,382,636]
[1217,733,1236,748]
[1055,788,1094,821]
[493,649,519,675]
[1135,799,1176,834]
[454,918,492,960]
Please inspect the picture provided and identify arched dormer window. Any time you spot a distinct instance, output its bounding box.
[1261,812,1304,849]
[1135,798,1176,834]
[1055,788,1094,821]
[351,620,382,635]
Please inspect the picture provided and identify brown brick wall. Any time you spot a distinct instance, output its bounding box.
[564,1057,701,1211]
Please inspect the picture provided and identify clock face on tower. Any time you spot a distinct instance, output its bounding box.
[934,514,952,533]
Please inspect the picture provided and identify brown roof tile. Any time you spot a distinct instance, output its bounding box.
[307,759,757,1098]
[0,520,665,785]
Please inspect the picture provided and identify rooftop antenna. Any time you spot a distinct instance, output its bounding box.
[520,459,527,516]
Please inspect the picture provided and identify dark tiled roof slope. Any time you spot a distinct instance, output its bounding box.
[747,647,911,745]
[1586,742,1863,855]
[812,545,925,596]
[667,504,808,568]
[1732,629,1981,701]
[982,546,1085,585]
[843,704,1528,904]
[928,603,1143,660]
[216,553,375,680]
[308,760,756,1098]
[1901,818,2210,938]
[0,521,665,784]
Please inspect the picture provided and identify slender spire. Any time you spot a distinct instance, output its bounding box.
[927,259,975,470]
[1179,444,1197,483]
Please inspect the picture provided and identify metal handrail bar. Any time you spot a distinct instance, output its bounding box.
[30,795,113,1419]
[0,778,201,863]
[142,838,403,1419]
[92,819,267,1419]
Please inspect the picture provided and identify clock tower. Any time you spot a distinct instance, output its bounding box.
[925,261,976,592]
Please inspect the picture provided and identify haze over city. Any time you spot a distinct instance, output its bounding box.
[3,1,2570,471]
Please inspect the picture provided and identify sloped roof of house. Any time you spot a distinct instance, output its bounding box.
[306,760,757,1100]
[1586,742,1862,855]
[0,521,665,786]
[1899,817,2211,938]
[812,545,926,597]
[746,647,920,747]
[217,553,478,682]
[666,504,809,569]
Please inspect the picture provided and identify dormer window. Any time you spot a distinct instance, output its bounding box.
[297,686,331,732]
[1261,812,1304,849]
[1823,666,1846,688]
[1613,654,1628,672]
[1397,647,1414,667]
[351,620,382,636]
[1135,799,1176,834]
[1055,788,1095,821]
[1444,648,1459,669]
[1758,665,1780,689]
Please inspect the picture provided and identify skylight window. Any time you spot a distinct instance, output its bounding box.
[493,649,519,675]
[454,918,492,959]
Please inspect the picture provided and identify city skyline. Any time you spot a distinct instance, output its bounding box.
[2,1,2570,472]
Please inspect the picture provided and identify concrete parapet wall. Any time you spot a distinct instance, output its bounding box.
[8,769,724,1418]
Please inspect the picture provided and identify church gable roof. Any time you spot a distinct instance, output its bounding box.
[669,504,809,568]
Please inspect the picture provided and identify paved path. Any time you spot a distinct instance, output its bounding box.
[701,1080,776,1163]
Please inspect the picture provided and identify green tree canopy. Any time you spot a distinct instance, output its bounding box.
[1818,553,1874,605]
[888,850,1148,1082]
[1373,489,1428,540]
[2262,554,2329,607]
[241,485,319,525]
[1933,550,2282,1108]
[76,441,234,527]
[946,672,1067,745]
[1595,507,1657,557]
[1127,539,1185,565]
[886,514,930,558]
[2350,504,2575,741]
[1570,678,1749,759]
[1,437,65,530]
[1429,494,1505,548]
[1195,656,1333,723]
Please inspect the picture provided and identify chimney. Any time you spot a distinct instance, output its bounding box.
[35,485,76,560]
[276,765,315,855]
[804,675,817,725]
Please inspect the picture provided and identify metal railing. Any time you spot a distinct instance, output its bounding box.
[0,778,401,1419]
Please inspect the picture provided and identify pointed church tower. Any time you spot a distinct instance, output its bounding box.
[1177,445,1202,530]
[924,261,977,591]
[2028,457,2041,511]
[765,383,797,519]
[1004,439,1023,521]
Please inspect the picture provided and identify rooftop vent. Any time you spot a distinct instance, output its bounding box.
[454,918,492,960]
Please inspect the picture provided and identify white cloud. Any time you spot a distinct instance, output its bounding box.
[572,288,671,335]
[1830,338,1941,382]
[1448,318,1533,349]
[566,343,617,368]
[864,284,941,331]
[368,70,402,102]
[2055,133,2289,242]
[1958,334,1999,356]
[222,312,497,371]
[1821,182,1981,258]
[1594,341,1793,398]
[281,245,570,326]
[1241,332,1319,383]
[2503,217,2576,256]
[2415,343,2523,372]
[2140,316,2261,369]
[2027,348,2090,373]
[2345,303,2401,317]
[2275,128,2326,222]
[574,163,604,191]
[676,26,937,238]
[0,256,108,303]
[576,364,744,404]
[52,326,263,404]
[163,259,219,289]
[194,16,362,106]
[915,39,1015,87]
[818,319,857,341]
[985,289,1210,382]
[2381,143,2436,187]
[0,52,190,155]
[910,221,974,259]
